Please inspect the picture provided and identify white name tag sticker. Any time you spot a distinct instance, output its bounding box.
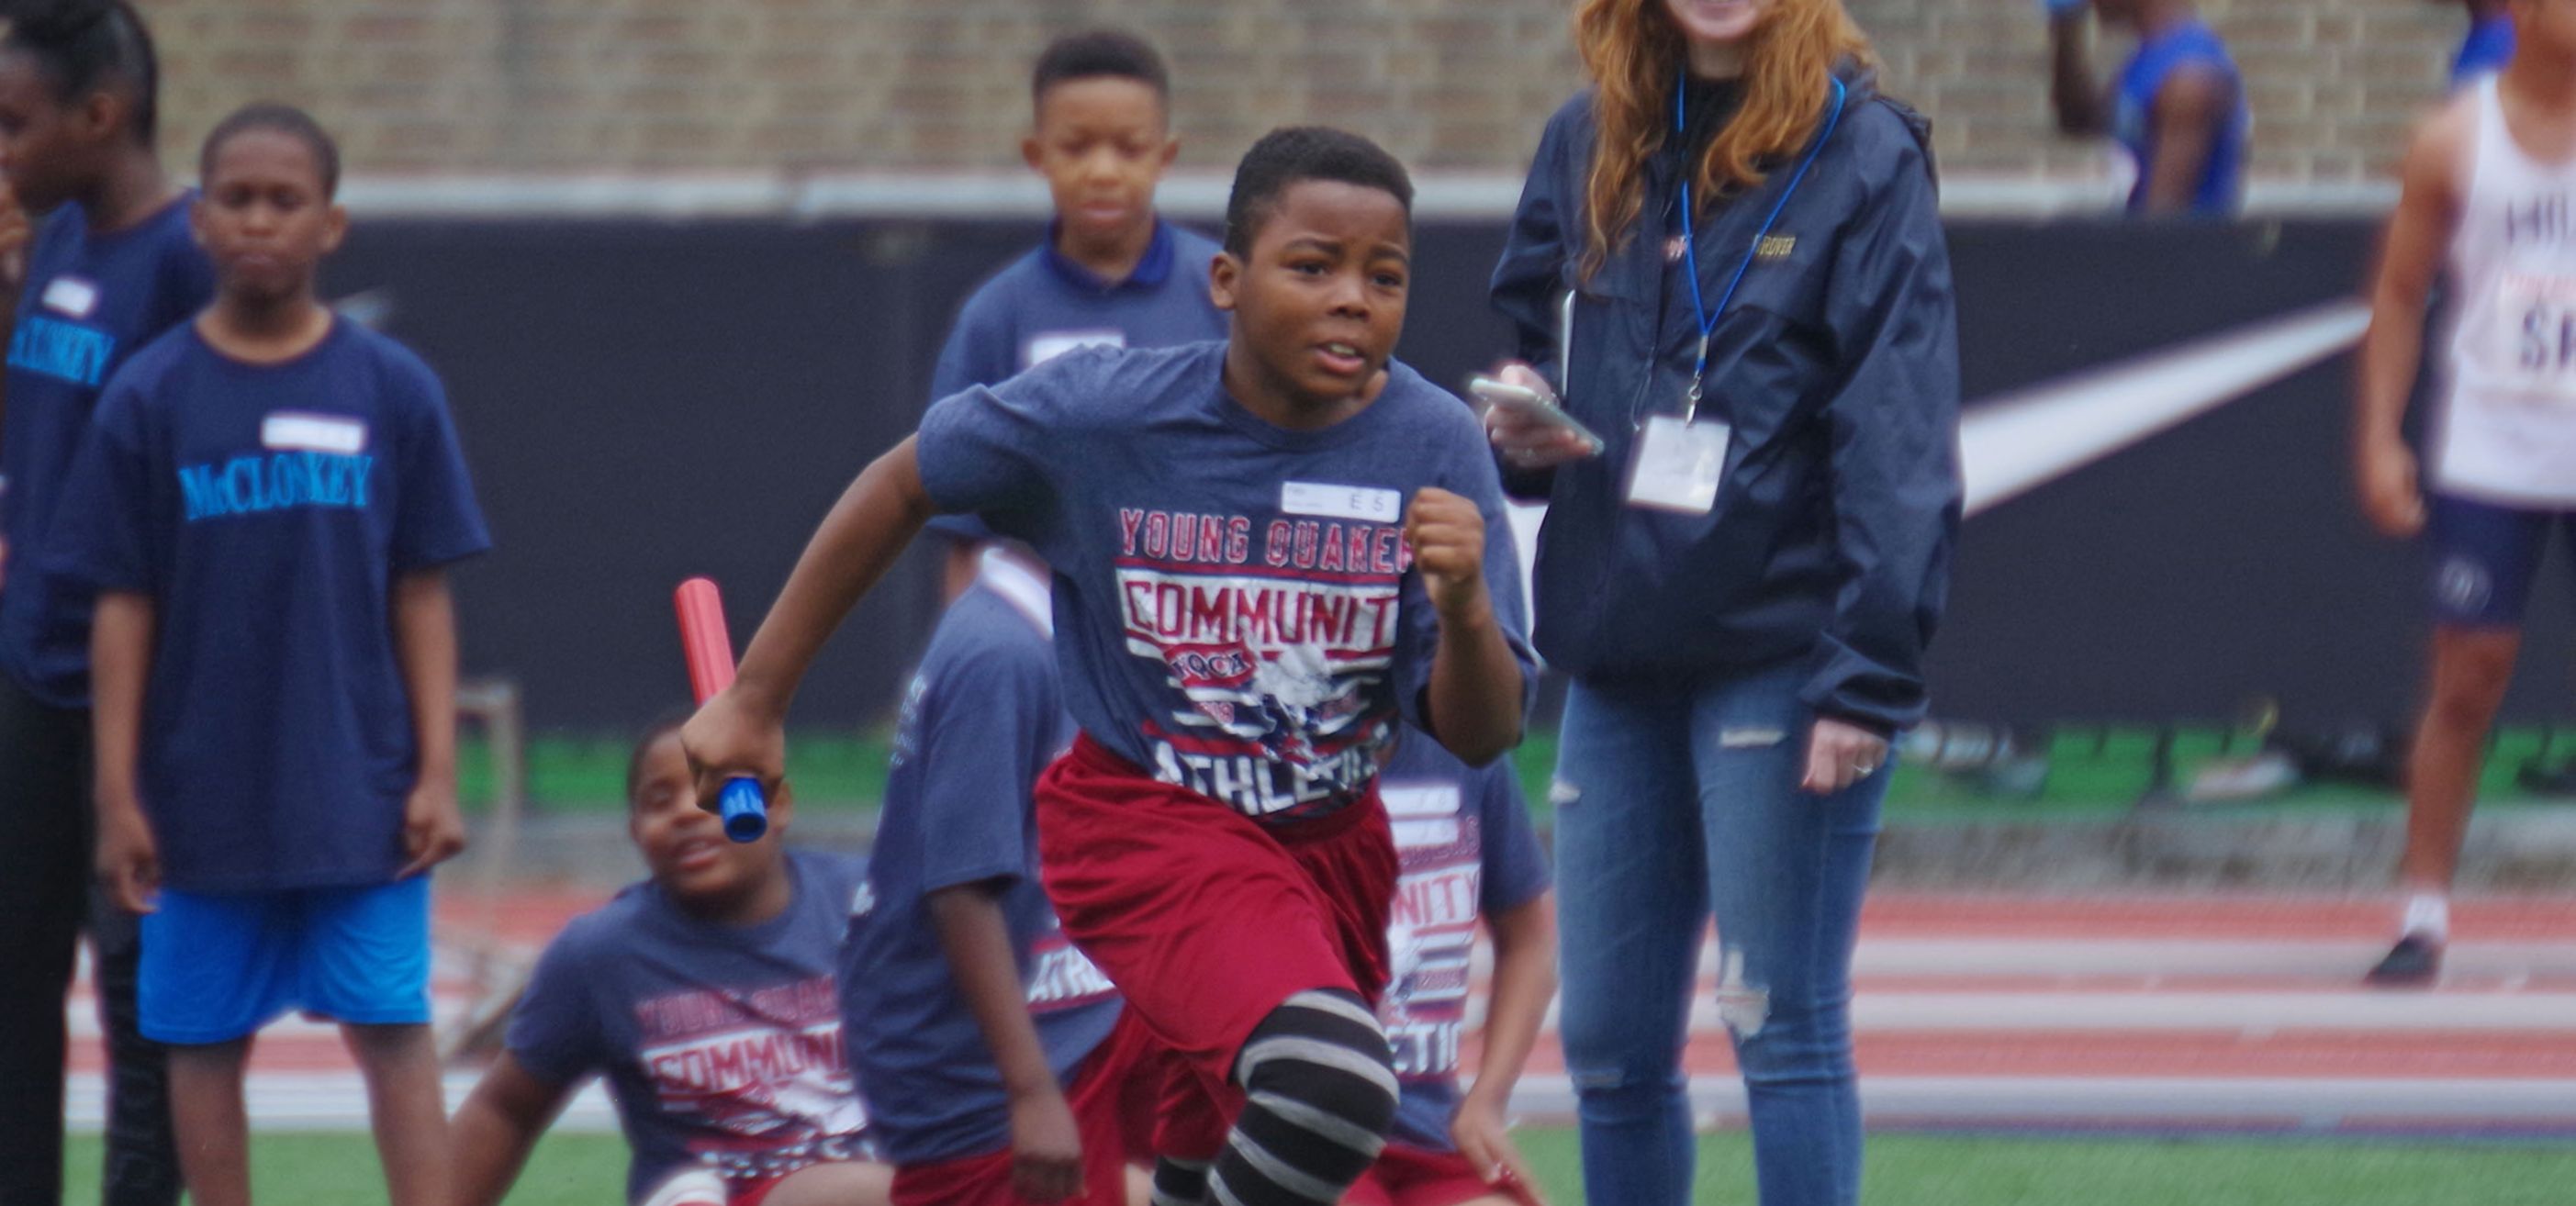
[1381,783,1462,820]
[1623,416,1730,514]
[40,276,98,319]
[261,412,368,454]
[1281,481,1402,524]
[1391,817,1462,851]
[1023,329,1124,369]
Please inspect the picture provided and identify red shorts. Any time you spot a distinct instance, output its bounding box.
[1036,735,1400,1158]
[1345,1145,1541,1206]
[890,1008,1163,1206]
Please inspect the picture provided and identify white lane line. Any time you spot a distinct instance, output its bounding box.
[1847,939,2576,979]
[1506,1075,2576,1126]
[1515,990,2576,1034]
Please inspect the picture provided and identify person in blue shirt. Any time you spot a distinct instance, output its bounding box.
[0,4,207,1201]
[2450,0,2516,88]
[450,721,890,1206]
[683,128,1535,1206]
[59,105,489,1206]
[1347,735,1554,1206]
[922,28,1226,583]
[844,540,1156,1206]
[2045,0,2250,216]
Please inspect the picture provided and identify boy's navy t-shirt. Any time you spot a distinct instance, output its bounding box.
[923,218,1226,542]
[508,850,874,1203]
[842,553,1122,1165]
[927,219,1227,402]
[1373,735,1551,1152]
[915,341,1537,822]
[0,196,214,707]
[50,318,490,891]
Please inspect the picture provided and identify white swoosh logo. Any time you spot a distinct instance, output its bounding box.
[1962,300,2369,515]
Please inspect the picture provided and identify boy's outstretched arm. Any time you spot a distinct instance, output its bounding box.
[393,569,467,877]
[448,1054,577,1206]
[91,588,159,913]
[929,884,1084,1202]
[1452,893,1557,1200]
[682,438,934,801]
[1406,487,1523,765]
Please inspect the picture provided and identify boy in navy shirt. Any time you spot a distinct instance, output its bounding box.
[59,106,487,1206]
[931,28,1223,405]
[1350,736,1553,1206]
[923,28,1226,573]
[452,722,889,1206]
[684,127,1535,1206]
[844,541,1153,1206]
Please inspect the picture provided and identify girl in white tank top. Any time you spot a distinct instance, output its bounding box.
[2440,74,2576,507]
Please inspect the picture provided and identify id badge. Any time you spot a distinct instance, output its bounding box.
[1622,415,1730,514]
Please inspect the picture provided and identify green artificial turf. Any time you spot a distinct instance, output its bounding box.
[454,722,2576,825]
[62,1128,2576,1205]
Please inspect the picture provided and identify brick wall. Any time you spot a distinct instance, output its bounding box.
[139,0,2477,185]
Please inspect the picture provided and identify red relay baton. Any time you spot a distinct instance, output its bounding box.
[674,576,768,843]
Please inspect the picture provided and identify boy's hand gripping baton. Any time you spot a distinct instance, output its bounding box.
[675,577,768,843]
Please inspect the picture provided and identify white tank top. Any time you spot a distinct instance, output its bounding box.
[2439,76,2576,507]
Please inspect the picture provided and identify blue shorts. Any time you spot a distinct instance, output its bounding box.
[138,877,432,1045]
[2427,495,2576,628]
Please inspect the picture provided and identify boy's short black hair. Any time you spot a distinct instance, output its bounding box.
[1222,127,1416,257]
[0,0,159,142]
[1031,28,1170,106]
[198,102,342,199]
[625,714,691,810]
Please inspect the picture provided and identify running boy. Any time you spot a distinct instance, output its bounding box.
[58,105,487,1206]
[843,540,1149,1206]
[2044,0,2250,216]
[684,127,1535,1206]
[1350,735,1554,1206]
[924,28,1224,570]
[2356,0,2576,986]
[451,721,889,1206]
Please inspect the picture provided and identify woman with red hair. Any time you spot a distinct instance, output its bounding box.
[1485,2,1961,1202]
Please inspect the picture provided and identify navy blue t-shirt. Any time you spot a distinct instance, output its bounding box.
[0,196,214,707]
[843,553,1123,1165]
[915,341,1537,822]
[50,318,490,890]
[924,218,1227,542]
[508,851,874,1204]
[1373,735,1551,1152]
[928,219,1227,403]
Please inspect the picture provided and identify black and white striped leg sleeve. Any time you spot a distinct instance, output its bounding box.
[1150,1155,1213,1206]
[1207,988,1398,1206]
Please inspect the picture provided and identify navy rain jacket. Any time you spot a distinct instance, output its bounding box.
[1490,63,1962,735]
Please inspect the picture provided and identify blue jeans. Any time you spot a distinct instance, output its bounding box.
[1554,667,1885,1206]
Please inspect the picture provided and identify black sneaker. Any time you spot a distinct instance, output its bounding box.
[2365,933,2444,988]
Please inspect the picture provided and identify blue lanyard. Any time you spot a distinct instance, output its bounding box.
[1674,74,1848,422]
